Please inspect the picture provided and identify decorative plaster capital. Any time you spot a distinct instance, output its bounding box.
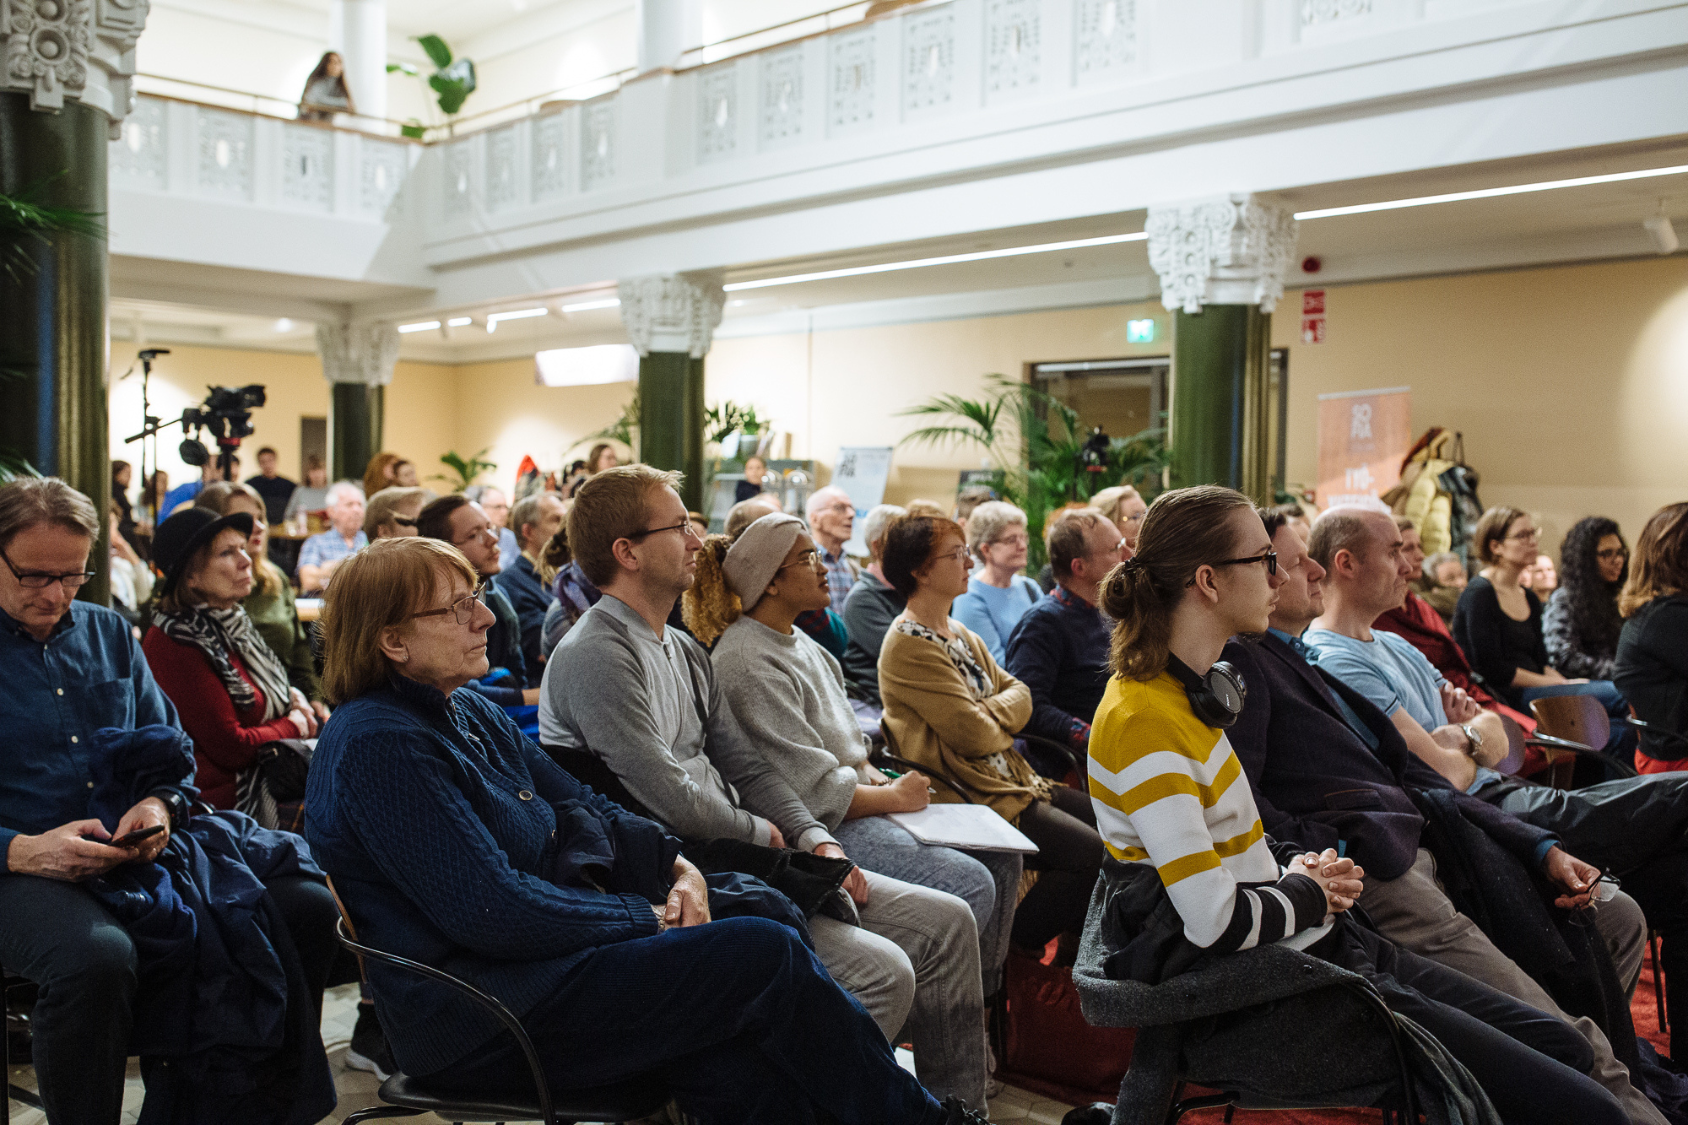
[618,272,725,358]
[2,0,150,137]
[317,322,401,387]
[1146,194,1298,314]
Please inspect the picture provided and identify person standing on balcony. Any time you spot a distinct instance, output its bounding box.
[300,51,356,123]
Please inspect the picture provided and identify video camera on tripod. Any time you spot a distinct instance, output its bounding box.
[126,378,267,482]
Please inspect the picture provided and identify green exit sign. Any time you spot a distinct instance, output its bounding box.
[1127,318,1157,343]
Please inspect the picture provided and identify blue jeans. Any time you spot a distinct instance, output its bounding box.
[834,813,1021,994]
[1519,680,1636,757]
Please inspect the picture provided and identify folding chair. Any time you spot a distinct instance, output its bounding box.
[1,965,43,1125]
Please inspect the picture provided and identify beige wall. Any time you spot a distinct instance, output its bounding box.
[109,255,1688,554]
[1273,256,1688,560]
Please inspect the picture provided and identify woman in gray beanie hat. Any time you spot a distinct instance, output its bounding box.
[689,513,1019,1112]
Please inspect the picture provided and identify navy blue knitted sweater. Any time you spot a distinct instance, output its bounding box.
[304,675,681,1075]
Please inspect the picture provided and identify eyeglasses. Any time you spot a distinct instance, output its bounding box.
[412,581,489,625]
[778,549,823,571]
[392,516,418,529]
[625,520,703,543]
[1121,511,1147,525]
[1187,550,1278,586]
[0,546,95,590]
[989,534,1030,550]
[1505,528,1541,543]
[933,545,972,566]
[453,524,495,546]
[1596,547,1628,561]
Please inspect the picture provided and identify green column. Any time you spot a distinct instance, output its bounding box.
[639,351,705,511]
[1169,304,1272,503]
[330,382,384,485]
[0,95,112,605]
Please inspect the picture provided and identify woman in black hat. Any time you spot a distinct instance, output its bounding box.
[142,508,316,812]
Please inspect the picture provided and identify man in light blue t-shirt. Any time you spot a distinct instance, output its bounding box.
[1303,507,1507,793]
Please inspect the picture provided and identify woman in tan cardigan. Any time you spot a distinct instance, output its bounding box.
[878,514,1103,952]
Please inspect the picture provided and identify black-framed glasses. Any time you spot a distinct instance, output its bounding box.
[625,520,702,543]
[1188,550,1278,586]
[0,545,95,590]
[778,549,823,571]
[1596,547,1628,561]
[412,581,489,625]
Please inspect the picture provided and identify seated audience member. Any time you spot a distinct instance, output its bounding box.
[953,501,1042,664]
[111,459,138,551]
[496,492,565,672]
[736,454,771,503]
[807,486,860,615]
[951,485,995,528]
[727,495,848,658]
[418,494,538,708]
[1544,517,1629,682]
[297,481,367,594]
[538,467,935,1048]
[390,459,419,487]
[1616,502,1688,774]
[144,509,318,811]
[162,458,233,518]
[107,499,153,627]
[465,484,521,572]
[1033,501,1092,592]
[1527,553,1559,600]
[364,485,427,541]
[197,482,327,713]
[1374,517,1538,734]
[1087,483,1148,553]
[1002,507,1125,772]
[283,455,329,525]
[305,538,983,1125]
[1248,507,1688,1066]
[0,478,340,1125]
[245,446,297,526]
[586,441,619,475]
[905,499,950,521]
[361,451,402,500]
[1453,507,1632,751]
[1090,485,1628,1125]
[689,510,711,539]
[877,514,1103,953]
[694,512,1009,1108]
[541,533,599,656]
[141,468,170,532]
[841,504,907,705]
[1419,550,1467,622]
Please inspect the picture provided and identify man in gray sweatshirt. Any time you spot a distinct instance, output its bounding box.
[539,468,984,1110]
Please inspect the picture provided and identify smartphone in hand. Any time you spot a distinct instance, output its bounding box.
[87,825,166,849]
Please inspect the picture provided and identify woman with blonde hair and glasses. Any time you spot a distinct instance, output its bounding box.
[1453,506,1632,753]
[1088,484,1148,553]
[196,481,327,716]
[952,501,1041,664]
[303,537,986,1125]
[1616,502,1688,774]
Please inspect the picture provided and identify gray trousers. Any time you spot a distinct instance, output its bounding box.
[810,869,987,1111]
[1363,848,1665,1125]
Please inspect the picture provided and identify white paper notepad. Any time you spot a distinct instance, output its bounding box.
[887,804,1040,854]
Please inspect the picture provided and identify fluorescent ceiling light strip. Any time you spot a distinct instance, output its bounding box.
[1295,164,1688,220]
[397,320,440,333]
[560,298,621,313]
[446,317,472,327]
[487,307,548,323]
[722,233,1147,292]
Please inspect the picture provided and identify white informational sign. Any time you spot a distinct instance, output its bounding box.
[831,446,893,556]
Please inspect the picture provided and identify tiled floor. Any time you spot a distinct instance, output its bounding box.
[7,983,1075,1124]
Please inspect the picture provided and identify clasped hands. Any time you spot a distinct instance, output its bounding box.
[1287,848,1365,918]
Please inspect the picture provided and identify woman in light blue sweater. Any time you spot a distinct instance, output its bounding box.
[951,501,1042,663]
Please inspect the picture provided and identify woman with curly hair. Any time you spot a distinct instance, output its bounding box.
[1543,517,1629,682]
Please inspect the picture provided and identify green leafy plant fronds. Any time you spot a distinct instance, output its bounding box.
[0,178,106,286]
[431,448,496,491]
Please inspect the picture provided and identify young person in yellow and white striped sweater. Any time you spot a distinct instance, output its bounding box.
[1087,485,1626,1125]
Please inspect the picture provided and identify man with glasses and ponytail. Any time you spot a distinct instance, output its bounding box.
[1086,485,1629,1125]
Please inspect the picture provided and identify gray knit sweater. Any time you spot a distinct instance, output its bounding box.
[538,595,834,850]
[712,616,870,833]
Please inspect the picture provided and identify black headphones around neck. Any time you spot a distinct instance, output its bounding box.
[1165,655,1248,729]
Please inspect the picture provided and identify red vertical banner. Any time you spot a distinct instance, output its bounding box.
[1301,289,1326,344]
[1316,388,1412,509]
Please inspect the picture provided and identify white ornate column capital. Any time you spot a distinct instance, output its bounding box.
[1146,194,1298,314]
[2,0,151,137]
[617,272,725,358]
[317,322,401,386]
